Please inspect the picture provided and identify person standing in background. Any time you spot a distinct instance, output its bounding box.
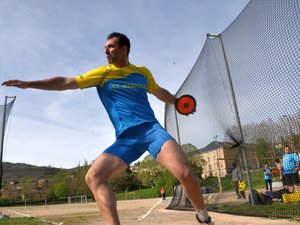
[232,162,245,199]
[161,187,166,201]
[263,163,273,191]
[282,145,300,192]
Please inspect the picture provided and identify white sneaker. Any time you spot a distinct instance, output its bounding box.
[196,214,214,225]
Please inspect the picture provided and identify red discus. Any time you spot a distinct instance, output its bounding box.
[175,95,197,115]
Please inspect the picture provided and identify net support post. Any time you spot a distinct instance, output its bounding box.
[0,96,16,193]
[207,33,255,205]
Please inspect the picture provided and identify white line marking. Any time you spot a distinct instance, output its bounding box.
[138,199,161,221]
[4,209,64,225]
[4,209,31,218]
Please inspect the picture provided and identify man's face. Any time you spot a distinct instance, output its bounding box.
[105,37,127,65]
[284,146,290,153]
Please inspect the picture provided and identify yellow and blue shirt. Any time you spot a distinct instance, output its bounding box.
[75,64,160,137]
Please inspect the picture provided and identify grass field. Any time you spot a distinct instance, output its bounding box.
[1,198,300,225]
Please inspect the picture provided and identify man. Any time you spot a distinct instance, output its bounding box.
[2,32,213,225]
[282,145,300,192]
[232,162,245,199]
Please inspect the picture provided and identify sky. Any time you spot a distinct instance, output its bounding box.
[0,0,250,169]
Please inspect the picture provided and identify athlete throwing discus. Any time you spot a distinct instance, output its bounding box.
[2,32,213,225]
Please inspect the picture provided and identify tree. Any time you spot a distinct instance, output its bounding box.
[139,155,163,188]
[6,181,19,204]
[154,171,177,197]
[181,143,203,178]
[54,182,68,198]
[256,138,269,166]
[19,176,36,201]
[108,167,138,192]
[50,170,74,198]
[37,179,49,200]
[75,160,91,196]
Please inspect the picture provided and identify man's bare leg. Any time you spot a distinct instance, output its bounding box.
[157,139,212,223]
[85,153,127,225]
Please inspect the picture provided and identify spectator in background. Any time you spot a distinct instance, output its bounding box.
[232,162,245,199]
[274,158,283,180]
[282,145,300,192]
[263,163,273,191]
[161,187,166,201]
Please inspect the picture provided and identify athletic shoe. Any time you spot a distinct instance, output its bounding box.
[196,214,214,225]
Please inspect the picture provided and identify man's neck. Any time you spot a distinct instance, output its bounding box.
[112,60,130,68]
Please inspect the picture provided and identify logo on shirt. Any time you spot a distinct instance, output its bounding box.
[112,83,146,89]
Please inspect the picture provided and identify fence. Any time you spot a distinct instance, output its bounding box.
[165,0,300,218]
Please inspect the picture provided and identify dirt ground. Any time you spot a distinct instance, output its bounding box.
[1,198,300,225]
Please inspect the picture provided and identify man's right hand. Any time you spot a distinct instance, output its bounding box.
[2,77,79,91]
[2,80,29,89]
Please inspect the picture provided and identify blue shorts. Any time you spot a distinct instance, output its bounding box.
[103,122,174,165]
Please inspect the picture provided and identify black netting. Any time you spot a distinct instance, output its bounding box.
[166,184,192,210]
[0,97,16,190]
[165,0,300,218]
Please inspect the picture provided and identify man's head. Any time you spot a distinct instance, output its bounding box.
[284,145,291,154]
[105,32,130,66]
[107,32,130,55]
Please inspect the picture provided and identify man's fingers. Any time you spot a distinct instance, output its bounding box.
[2,80,27,89]
[2,80,19,86]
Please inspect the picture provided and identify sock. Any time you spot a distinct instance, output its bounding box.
[196,208,209,222]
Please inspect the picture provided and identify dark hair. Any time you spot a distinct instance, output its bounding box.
[107,32,130,55]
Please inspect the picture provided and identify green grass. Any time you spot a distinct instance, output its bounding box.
[115,187,160,200]
[114,170,300,220]
[208,202,300,221]
[199,169,282,192]
[114,169,285,202]
[0,217,49,225]
[3,169,298,223]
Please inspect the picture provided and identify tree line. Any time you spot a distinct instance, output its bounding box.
[0,144,203,205]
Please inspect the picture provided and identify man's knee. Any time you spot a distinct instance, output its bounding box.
[176,166,193,183]
[85,169,106,188]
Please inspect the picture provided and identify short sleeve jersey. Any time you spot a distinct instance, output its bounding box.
[263,168,272,180]
[75,64,160,137]
[282,153,300,175]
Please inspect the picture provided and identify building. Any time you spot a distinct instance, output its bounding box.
[199,141,257,179]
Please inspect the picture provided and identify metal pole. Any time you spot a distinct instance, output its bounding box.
[207,33,255,205]
[174,108,181,145]
[216,150,223,195]
[164,104,181,145]
[0,96,15,193]
[213,136,223,195]
[0,97,8,192]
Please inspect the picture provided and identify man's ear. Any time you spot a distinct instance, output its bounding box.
[121,45,128,55]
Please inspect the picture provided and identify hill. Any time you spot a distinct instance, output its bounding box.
[1,162,66,182]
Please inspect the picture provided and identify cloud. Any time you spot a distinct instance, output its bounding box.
[3,116,114,168]
[0,0,250,167]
